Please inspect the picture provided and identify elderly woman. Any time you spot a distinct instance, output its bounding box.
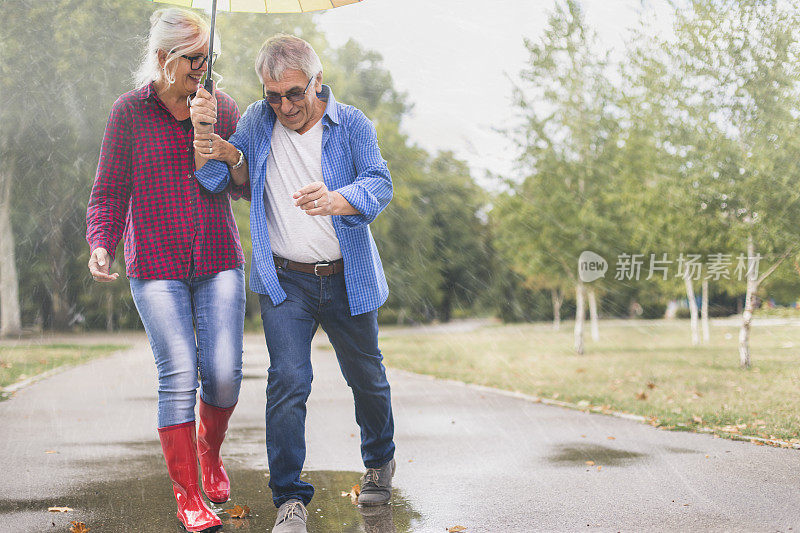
[86,8,247,532]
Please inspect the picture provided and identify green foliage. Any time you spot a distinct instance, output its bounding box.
[493,0,621,313]
[663,0,800,293]
[493,0,800,323]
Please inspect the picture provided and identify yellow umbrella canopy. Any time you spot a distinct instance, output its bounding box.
[150,0,364,93]
[153,0,362,13]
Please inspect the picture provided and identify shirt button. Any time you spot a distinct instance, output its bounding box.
[186,174,192,179]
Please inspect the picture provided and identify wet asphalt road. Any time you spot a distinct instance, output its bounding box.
[2,331,800,532]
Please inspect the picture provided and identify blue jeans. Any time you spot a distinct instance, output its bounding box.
[130,267,246,428]
[259,265,395,507]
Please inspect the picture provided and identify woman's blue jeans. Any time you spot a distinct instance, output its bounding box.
[259,265,395,508]
[130,266,246,429]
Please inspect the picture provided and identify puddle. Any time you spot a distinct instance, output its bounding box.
[547,443,647,467]
[0,457,421,532]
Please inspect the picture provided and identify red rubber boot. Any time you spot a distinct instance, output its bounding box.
[158,422,222,532]
[197,400,236,504]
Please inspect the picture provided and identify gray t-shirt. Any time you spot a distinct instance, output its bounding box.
[264,119,343,263]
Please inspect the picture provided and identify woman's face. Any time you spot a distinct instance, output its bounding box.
[161,42,210,97]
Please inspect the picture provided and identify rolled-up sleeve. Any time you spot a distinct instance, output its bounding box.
[86,98,132,262]
[336,110,393,228]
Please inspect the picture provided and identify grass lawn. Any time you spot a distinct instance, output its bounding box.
[0,344,128,393]
[379,320,800,443]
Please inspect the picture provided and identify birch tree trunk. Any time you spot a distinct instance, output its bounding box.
[587,287,600,341]
[684,273,700,346]
[739,234,757,369]
[551,288,562,331]
[0,163,21,337]
[574,281,585,355]
[701,278,710,343]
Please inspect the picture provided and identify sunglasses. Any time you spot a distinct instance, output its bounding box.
[263,75,315,105]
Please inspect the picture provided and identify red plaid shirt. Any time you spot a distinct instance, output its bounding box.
[86,83,248,279]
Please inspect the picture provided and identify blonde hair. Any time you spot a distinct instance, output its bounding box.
[134,8,221,88]
[254,34,322,84]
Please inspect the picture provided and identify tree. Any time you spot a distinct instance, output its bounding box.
[419,152,490,322]
[495,0,620,353]
[664,0,800,367]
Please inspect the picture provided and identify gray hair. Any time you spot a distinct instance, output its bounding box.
[134,8,221,89]
[254,34,322,84]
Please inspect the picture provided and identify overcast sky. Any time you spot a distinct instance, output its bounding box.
[315,0,675,185]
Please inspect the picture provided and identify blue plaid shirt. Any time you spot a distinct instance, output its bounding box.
[195,86,391,316]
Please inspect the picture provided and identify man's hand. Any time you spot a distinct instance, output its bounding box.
[88,247,119,282]
[294,181,331,215]
[189,86,216,133]
[293,181,358,216]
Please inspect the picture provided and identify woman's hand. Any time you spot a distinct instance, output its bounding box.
[88,247,119,282]
[189,86,216,133]
[194,132,238,163]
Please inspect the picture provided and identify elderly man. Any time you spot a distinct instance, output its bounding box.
[190,34,396,533]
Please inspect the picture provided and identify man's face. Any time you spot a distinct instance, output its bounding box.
[263,69,321,133]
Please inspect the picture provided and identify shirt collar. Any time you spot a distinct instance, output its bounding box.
[319,84,340,125]
[137,82,154,100]
[139,82,173,116]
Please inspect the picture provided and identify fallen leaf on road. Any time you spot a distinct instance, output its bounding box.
[607,436,615,440]
[224,505,250,519]
[48,507,72,513]
[69,522,90,533]
[585,461,595,466]
[447,527,467,532]
[647,382,656,389]
[597,466,602,471]
[45,450,58,454]
[341,484,360,505]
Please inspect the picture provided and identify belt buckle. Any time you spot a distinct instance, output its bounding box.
[314,261,331,276]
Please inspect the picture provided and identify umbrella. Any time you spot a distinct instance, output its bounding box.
[152,0,364,93]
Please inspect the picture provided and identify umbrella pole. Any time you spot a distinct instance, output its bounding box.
[204,0,217,94]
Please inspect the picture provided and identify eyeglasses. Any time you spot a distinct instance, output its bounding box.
[180,53,217,71]
[263,76,315,105]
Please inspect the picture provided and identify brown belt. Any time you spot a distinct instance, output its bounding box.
[273,255,344,276]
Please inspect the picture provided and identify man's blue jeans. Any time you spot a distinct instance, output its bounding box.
[259,265,395,507]
[130,266,246,428]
